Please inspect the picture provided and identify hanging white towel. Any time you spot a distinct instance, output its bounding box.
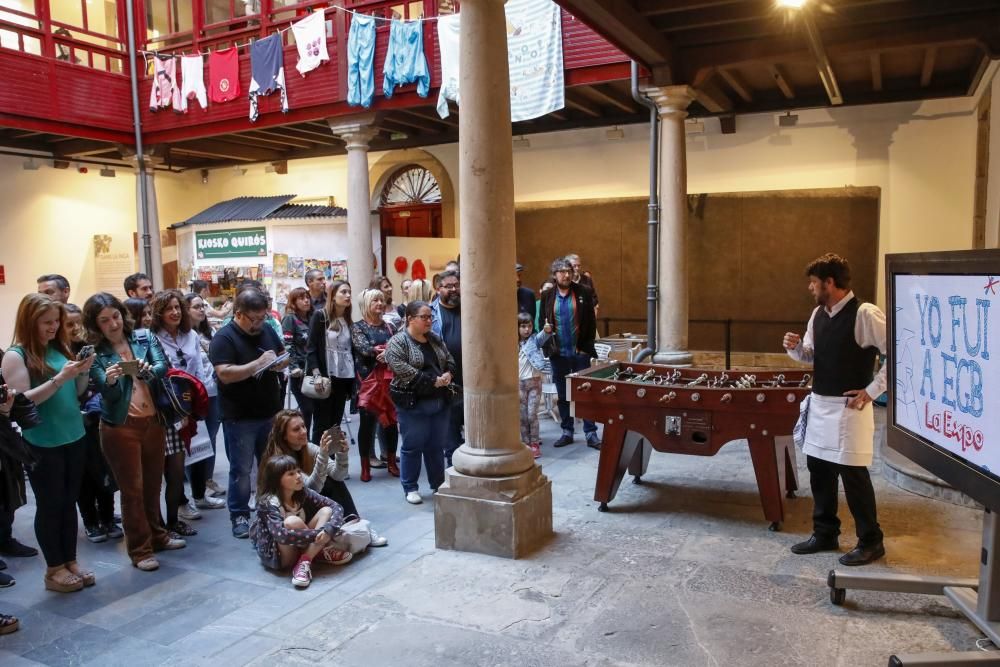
[292,10,329,77]
[179,55,208,111]
[505,0,564,122]
[436,13,461,119]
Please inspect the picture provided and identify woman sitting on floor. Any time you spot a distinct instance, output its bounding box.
[257,409,388,548]
[249,455,351,588]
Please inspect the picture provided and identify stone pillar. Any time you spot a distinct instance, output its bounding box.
[434,0,552,559]
[644,86,695,366]
[328,115,378,308]
[123,150,164,290]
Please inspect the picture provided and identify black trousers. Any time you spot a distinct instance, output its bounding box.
[311,378,354,444]
[26,438,86,567]
[78,419,115,528]
[807,454,883,547]
[358,408,397,461]
[320,477,358,518]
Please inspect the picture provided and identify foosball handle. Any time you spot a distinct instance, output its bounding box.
[601,385,617,395]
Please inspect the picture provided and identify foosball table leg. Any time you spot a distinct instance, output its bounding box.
[769,521,782,532]
[632,475,642,485]
[598,502,609,512]
[786,490,797,499]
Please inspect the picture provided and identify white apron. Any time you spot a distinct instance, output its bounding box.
[802,393,875,467]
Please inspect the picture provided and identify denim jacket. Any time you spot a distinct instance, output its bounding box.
[89,329,170,425]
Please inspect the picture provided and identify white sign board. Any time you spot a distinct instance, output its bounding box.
[894,274,998,474]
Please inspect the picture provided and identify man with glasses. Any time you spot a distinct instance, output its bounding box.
[540,257,600,449]
[209,289,288,538]
[430,270,463,465]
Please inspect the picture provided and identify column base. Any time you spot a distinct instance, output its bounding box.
[434,465,553,559]
[652,350,694,366]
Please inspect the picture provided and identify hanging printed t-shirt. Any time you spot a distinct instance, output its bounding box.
[383,18,430,99]
[209,47,241,103]
[149,54,181,112]
[249,34,289,122]
[505,0,564,122]
[179,54,208,111]
[436,13,460,118]
[291,10,329,77]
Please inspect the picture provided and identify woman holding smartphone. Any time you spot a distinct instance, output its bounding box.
[1,294,95,592]
[84,293,186,572]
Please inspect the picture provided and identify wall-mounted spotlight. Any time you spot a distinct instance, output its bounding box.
[99,167,116,177]
[778,112,799,127]
[53,160,70,169]
[200,168,209,184]
[22,158,39,170]
[232,166,248,176]
[512,136,531,149]
[685,119,705,134]
[605,126,625,140]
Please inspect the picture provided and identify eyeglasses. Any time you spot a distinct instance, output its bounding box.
[240,313,267,325]
[176,349,186,365]
[440,283,459,291]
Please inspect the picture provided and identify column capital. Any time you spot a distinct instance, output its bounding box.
[641,85,696,117]
[118,144,167,169]
[327,114,379,150]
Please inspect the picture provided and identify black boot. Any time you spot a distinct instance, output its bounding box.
[790,535,839,555]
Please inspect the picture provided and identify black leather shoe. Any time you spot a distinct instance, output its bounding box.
[0,558,6,571]
[838,543,885,566]
[552,435,574,448]
[790,535,839,555]
[0,539,38,558]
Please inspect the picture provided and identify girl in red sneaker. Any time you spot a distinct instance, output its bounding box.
[250,455,350,588]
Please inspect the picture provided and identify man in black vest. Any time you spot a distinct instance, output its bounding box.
[783,253,887,566]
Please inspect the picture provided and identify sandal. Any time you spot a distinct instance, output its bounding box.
[44,570,83,593]
[66,562,96,587]
[0,613,19,635]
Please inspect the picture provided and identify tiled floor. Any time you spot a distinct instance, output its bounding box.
[0,409,994,666]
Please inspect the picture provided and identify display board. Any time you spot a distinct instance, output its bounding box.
[888,250,1000,509]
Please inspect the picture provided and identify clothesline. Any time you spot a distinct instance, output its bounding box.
[138,3,446,61]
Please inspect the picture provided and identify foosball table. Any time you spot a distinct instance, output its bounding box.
[568,362,812,530]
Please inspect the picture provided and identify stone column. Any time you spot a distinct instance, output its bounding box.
[123,149,164,289]
[644,86,695,366]
[434,0,552,559]
[328,115,378,309]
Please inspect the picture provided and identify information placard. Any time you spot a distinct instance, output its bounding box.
[893,274,998,475]
[196,227,268,259]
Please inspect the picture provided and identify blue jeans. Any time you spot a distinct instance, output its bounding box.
[549,353,597,437]
[223,418,272,520]
[444,401,463,466]
[347,14,376,107]
[397,397,449,493]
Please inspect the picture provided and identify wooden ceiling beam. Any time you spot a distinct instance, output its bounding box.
[564,95,602,118]
[243,130,315,149]
[870,53,883,92]
[386,113,445,133]
[170,139,286,162]
[767,64,795,99]
[402,108,459,128]
[580,85,637,114]
[52,138,117,157]
[554,0,674,76]
[678,13,1000,78]
[801,10,843,105]
[634,0,744,18]
[274,126,340,144]
[650,1,777,33]
[717,68,752,103]
[920,46,938,88]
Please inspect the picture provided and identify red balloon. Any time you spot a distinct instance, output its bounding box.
[393,256,408,274]
[411,259,427,281]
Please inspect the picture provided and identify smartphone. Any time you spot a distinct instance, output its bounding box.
[76,345,95,361]
[119,359,140,376]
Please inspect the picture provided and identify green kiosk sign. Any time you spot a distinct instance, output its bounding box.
[196,227,268,259]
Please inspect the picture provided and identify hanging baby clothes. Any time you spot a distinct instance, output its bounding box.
[248,34,289,122]
[209,47,241,103]
[505,0,564,122]
[346,13,376,108]
[436,13,460,118]
[149,54,181,112]
[291,10,328,77]
[382,18,430,99]
[179,55,208,111]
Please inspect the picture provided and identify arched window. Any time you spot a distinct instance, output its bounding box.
[380,165,441,207]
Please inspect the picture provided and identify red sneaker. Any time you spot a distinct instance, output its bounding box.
[529,442,541,459]
[317,546,353,566]
[291,560,312,588]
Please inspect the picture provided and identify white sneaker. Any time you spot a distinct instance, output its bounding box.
[205,479,227,497]
[405,491,422,505]
[194,495,226,510]
[178,500,202,521]
[369,527,389,547]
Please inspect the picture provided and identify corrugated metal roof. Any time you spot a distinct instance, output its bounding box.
[170,195,347,228]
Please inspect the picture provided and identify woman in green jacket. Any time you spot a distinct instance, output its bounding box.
[1,294,94,592]
[84,292,185,572]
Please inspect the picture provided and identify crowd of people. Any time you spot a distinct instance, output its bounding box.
[0,252,604,633]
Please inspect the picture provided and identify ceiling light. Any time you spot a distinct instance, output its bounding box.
[232,166,247,176]
[22,158,39,170]
[512,136,530,149]
[99,167,116,177]
[685,119,705,134]
[389,131,408,140]
[778,112,799,127]
[777,0,807,8]
[605,126,624,140]
[200,168,209,184]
